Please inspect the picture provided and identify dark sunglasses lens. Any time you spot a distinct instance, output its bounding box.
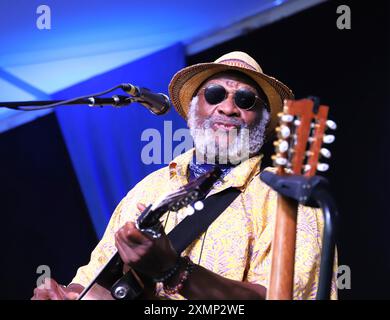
[204,85,226,105]
[234,89,256,109]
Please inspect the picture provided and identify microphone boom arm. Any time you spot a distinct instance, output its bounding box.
[0,82,170,115]
[0,95,133,111]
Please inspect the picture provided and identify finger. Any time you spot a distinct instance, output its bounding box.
[43,277,57,290]
[115,230,152,267]
[32,288,51,300]
[46,278,66,300]
[115,234,141,266]
[58,285,79,300]
[33,277,66,300]
[118,222,151,245]
[49,291,60,300]
[137,203,146,212]
[65,292,80,300]
[115,231,140,254]
[116,222,137,246]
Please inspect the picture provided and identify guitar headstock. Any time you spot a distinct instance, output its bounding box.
[137,167,222,231]
[272,98,336,177]
[157,167,222,212]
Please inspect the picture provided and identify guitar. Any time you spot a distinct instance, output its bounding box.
[266,98,336,300]
[78,167,222,300]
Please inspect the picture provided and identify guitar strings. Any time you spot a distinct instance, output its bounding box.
[197,229,208,265]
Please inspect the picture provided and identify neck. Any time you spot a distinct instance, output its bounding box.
[193,148,258,166]
[189,155,235,182]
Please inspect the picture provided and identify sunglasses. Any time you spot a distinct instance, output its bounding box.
[200,84,267,111]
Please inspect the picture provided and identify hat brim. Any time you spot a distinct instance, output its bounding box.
[168,62,294,135]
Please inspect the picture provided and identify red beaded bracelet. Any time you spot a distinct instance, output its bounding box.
[163,256,195,295]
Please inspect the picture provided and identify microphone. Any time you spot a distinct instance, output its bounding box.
[121,83,170,115]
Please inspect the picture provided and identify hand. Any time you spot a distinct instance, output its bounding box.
[115,203,178,279]
[31,278,83,300]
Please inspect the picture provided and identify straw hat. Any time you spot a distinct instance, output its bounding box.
[168,51,294,134]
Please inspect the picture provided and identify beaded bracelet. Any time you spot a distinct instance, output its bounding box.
[163,256,195,295]
[152,256,182,283]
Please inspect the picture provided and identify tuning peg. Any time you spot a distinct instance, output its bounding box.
[275,140,289,153]
[281,114,294,123]
[326,120,337,130]
[317,163,329,172]
[323,134,335,144]
[320,148,331,158]
[276,125,290,139]
[194,201,204,211]
[303,164,311,172]
[185,205,195,216]
[274,156,288,166]
[294,119,301,126]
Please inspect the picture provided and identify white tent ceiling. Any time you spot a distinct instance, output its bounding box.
[0,0,323,132]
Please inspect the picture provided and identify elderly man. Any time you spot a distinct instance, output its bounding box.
[32,51,337,300]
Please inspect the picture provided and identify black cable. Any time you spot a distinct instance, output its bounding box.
[6,84,124,111]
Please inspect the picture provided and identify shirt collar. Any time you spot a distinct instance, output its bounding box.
[168,148,262,193]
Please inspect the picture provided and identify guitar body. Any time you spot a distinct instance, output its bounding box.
[81,284,115,300]
[78,252,143,300]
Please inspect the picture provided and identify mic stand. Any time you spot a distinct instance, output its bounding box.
[0,83,171,115]
[260,171,339,300]
[0,95,133,111]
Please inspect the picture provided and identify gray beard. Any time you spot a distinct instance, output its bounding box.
[187,96,270,165]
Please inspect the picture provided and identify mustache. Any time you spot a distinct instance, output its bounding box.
[202,115,246,128]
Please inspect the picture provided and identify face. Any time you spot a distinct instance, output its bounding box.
[188,73,270,164]
[196,74,262,128]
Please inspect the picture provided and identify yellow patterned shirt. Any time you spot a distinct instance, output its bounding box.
[71,149,338,300]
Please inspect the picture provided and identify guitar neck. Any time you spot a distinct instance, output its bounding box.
[77,250,122,300]
[76,167,223,300]
[266,194,298,300]
[266,98,334,300]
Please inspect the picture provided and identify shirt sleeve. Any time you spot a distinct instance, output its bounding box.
[69,167,168,288]
[69,197,127,287]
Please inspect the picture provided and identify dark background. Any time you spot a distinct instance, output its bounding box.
[189,0,390,299]
[0,0,389,299]
[0,114,97,299]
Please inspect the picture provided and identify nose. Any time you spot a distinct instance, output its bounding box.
[216,93,240,117]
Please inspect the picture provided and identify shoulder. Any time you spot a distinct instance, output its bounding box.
[133,166,170,190]
[117,150,193,221]
[245,166,278,199]
[112,166,171,223]
[123,165,171,203]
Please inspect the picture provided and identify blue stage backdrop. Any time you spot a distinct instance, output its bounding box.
[53,44,187,237]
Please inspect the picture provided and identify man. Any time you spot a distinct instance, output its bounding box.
[32,51,337,300]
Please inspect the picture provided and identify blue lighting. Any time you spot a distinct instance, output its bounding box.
[0,0,301,236]
[274,0,285,6]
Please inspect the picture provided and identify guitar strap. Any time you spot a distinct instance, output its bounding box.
[168,187,241,254]
[81,187,241,300]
